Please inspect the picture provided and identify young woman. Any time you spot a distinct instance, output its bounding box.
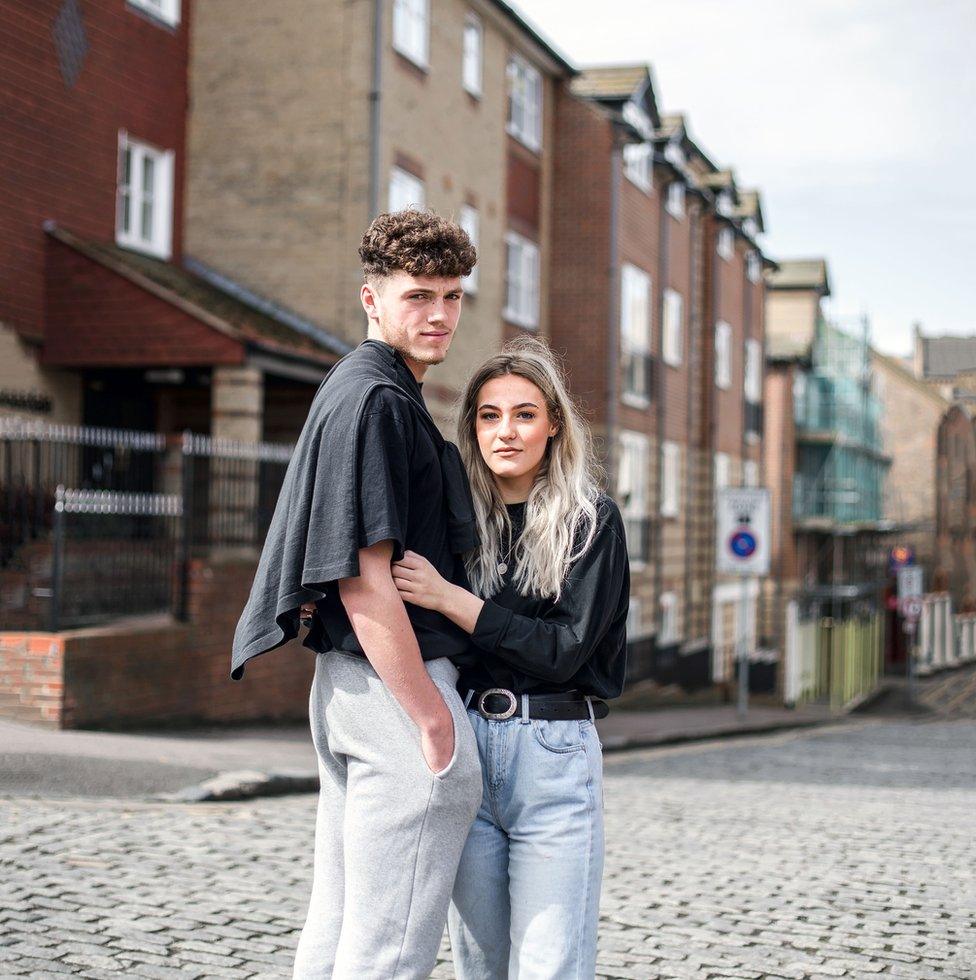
[391,337,630,979]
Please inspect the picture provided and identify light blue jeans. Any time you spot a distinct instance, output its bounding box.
[448,702,605,979]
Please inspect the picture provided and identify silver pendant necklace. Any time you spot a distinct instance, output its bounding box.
[497,515,520,576]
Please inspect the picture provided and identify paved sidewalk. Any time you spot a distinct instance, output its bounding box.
[0,699,836,801]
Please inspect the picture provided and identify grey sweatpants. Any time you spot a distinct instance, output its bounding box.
[292,651,482,979]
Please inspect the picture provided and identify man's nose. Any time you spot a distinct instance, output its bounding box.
[428,299,447,323]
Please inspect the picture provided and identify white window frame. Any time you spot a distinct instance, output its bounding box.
[747,251,762,284]
[620,264,652,405]
[743,460,759,487]
[393,0,429,68]
[715,320,732,389]
[506,54,543,152]
[666,181,685,220]
[462,14,483,97]
[626,597,645,639]
[716,190,733,217]
[619,430,650,567]
[128,0,180,27]
[115,131,174,260]
[503,231,540,329]
[458,204,479,294]
[623,142,653,193]
[661,440,680,517]
[388,165,425,212]
[659,591,679,645]
[714,452,731,496]
[662,288,683,367]
[745,338,763,404]
[718,226,734,261]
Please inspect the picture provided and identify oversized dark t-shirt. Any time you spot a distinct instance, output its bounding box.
[312,379,472,663]
[231,339,476,679]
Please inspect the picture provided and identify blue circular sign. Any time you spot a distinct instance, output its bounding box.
[729,530,757,559]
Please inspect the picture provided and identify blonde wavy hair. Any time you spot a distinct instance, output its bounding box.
[458,337,603,600]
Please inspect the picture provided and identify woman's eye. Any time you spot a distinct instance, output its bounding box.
[479,413,498,422]
[517,412,536,420]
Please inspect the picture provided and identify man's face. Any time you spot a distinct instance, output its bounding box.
[361,271,464,378]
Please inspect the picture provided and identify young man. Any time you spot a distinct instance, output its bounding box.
[231,210,483,979]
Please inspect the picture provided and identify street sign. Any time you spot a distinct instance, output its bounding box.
[900,596,923,622]
[889,545,915,573]
[897,565,923,602]
[716,488,771,576]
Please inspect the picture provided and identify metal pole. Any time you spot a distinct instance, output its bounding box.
[905,620,918,708]
[737,575,750,718]
[50,485,65,633]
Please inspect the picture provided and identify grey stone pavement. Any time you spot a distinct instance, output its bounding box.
[2,717,975,979]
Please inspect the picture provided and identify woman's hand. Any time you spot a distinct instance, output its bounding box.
[392,550,451,612]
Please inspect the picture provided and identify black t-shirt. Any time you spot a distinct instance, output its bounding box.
[312,344,473,663]
[458,495,630,699]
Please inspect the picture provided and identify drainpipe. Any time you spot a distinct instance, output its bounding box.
[654,181,670,656]
[605,140,622,485]
[682,199,698,652]
[367,0,384,218]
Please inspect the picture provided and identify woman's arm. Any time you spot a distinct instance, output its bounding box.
[393,505,629,685]
[392,552,485,633]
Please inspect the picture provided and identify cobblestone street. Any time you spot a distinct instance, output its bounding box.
[2,718,974,979]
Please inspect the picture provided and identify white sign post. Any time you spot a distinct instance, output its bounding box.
[716,488,771,719]
[897,565,924,706]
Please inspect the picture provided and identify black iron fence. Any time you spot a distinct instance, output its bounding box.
[1,419,293,630]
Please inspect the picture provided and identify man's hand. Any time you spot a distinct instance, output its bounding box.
[421,715,455,775]
[392,551,451,612]
[299,602,315,626]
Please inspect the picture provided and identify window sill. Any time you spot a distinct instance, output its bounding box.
[503,310,539,331]
[624,173,653,195]
[115,234,171,262]
[393,45,429,77]
[506,125,542,156]
[621,392,651,409]
[126,1,180,29]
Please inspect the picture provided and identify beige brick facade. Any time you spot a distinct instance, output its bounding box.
[0,323,81,423]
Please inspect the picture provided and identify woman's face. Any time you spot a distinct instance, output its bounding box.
[475,374,558,488]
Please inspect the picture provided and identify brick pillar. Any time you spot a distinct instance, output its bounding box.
[210,366,264,558]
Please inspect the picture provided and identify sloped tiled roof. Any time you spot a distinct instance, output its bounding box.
[735,189,765,231]
[571,64,648,100]
[45,224,349,364]
[921,335,976,379]
[766,258,830,296]
[702,169,735,191]
[657,113,685,139]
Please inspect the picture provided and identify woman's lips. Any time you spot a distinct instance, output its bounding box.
[495,448,521,456]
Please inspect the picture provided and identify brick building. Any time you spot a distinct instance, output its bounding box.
[185,0,574,428]
[0,0,342,442]
[549,67,770,691]
[764,259,892,685]
[935,402,976,611]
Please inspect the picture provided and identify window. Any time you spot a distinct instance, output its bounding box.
[388,166,425,212]
[116,133,174,260]
[666,181,685,219]
[716,191,733,217]
[393,0,429,68]
[743,460,759,487]
[662,289,683,367]
[128,0,180,27]
[661,440,680,517]
[747,251,762,283]
[504,231,539,328]
[718,226,734,261]
[619,430,650,564]
[462,15,483,96]
[626,597,644,639]
[507,55,542,151]
[623,142,653,192]
[743,217,758,239]
[659,592,678,645]
[745,338,762,403]
[458,204,479,294]
[620,264,652,404]
[715,320,732,389]
[714,452,731,495]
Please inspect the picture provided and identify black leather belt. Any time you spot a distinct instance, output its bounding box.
[465,688,609,721]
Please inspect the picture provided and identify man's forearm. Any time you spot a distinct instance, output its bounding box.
[339,543,452,735]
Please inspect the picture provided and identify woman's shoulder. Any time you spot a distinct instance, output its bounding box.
[590,493,626,544]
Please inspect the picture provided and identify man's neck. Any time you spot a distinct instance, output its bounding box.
[366,333,427,382]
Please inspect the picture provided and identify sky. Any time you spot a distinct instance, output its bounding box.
[514,0,975,356]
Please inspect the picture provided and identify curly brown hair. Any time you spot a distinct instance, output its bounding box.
[359,209,477,282]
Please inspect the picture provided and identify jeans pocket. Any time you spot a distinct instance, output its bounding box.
[531,719,585,753]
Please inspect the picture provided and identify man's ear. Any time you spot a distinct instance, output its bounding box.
[361,280,381,322]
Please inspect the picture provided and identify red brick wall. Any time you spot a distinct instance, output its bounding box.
[0,0,190,341]
[0,632,65,726]
[0,555,314,729]
[712,222,747,455]
[547,91,612,419]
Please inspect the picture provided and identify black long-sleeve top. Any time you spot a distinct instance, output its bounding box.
[457,494,630,700]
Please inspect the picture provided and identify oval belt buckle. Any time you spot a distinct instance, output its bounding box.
[477,688,518,720]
